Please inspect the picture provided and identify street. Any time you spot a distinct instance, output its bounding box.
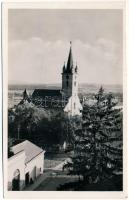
[34,172,79,191]
[24,157,79,191]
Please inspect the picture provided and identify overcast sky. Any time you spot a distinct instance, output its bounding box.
[8,9,123,85]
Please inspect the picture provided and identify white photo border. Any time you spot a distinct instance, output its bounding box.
[2,0,128,199]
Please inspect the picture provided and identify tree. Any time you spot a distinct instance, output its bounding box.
[64,87,122,184]
[8,101,50,140]
[61,115,82,147]
[8,101,75,149]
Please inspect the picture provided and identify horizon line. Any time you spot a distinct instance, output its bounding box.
[8,82,123,86]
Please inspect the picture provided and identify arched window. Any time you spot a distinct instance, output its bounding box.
[12,169,20,191]
[74,81,76,86]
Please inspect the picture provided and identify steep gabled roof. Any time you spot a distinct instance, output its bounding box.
[12,140,44,164]
[32,89,62,98]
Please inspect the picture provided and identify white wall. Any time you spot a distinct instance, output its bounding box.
[25,152,44,183]
[8,151,26,191]
[64,95,82,116]
[8,150,45,190]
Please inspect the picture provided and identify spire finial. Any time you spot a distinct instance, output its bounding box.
[70,41,72,47]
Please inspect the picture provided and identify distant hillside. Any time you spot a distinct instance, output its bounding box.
[8,83,123,94]
[79,83,122,94]
[8,83,61,91]
[8,83,123,109]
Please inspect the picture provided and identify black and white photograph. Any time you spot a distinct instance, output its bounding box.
[2,1,127,199]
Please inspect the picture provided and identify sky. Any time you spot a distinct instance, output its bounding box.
[8,9,123,85]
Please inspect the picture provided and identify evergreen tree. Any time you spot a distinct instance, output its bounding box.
[64,87,122,183]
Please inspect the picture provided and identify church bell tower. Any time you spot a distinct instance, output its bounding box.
[61,42,82,116]
[62,42,78,98]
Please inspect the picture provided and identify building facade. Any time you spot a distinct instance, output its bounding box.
[8,140,45,191]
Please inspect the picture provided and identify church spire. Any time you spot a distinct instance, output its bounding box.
[66,41,73,73]
[23,88,29,101]
[63,62,66,73]
[75,62,78,73]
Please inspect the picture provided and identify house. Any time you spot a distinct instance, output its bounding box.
[32,42,82,116]
[8,140,45,191]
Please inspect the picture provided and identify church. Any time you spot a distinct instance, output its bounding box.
[26,42,82,116]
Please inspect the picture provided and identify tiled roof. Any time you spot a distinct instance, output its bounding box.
[12,140,44,164]
[32,89,62,98]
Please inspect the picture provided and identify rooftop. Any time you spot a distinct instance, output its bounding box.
[11,140,44,164]
[32,89,62,98]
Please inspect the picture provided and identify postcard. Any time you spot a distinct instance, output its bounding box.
[2,0,127,199]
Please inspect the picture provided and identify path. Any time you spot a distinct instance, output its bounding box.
[23,158,69,191]
[35,176,78,191]
[23,171,51,191]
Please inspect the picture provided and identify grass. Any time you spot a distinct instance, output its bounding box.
[57,175,123,191]
[44,152,72,168]
[44,159,64,168]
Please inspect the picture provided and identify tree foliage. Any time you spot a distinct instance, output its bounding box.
[8,101,50,139]
[8,101,74,148]
[64,87,122,183]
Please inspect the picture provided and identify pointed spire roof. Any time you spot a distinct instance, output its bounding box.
[23,89,30,102]
[23,89,28,100]
[75,62,78,73]
[18,89,31,105]
[63,62,66,73]
[66,41,73,73]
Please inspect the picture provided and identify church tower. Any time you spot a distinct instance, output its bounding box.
[62,42,78,98]
[62,42,82,116]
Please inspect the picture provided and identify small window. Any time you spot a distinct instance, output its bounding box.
[67,80,69,87]
[74,103,76,109]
